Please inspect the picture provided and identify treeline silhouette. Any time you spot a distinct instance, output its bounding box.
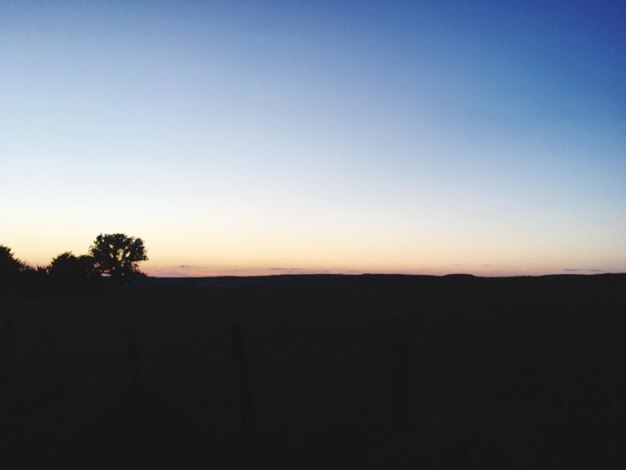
[0,233,147,298]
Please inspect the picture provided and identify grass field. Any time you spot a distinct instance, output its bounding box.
[1,274,625,468]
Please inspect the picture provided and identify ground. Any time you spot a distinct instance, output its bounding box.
[1,274,625,468]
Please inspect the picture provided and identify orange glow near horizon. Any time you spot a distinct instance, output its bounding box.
[4,232,620,278]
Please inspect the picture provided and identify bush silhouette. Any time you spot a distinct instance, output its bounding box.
[20,265,50,297]
[48,252,101,295]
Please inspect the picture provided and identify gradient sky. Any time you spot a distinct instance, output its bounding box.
[1,1,625,276]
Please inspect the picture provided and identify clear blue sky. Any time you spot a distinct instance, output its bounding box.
[1,1,625,276]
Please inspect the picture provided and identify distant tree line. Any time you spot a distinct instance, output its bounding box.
[0,233,147,298]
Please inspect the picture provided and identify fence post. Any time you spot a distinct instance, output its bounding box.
[40,326,62,392]
[0,314,16,452]
[1,315,16,392]
[127,324,140,392]
[387,317,411,432]
[231,325,253,428]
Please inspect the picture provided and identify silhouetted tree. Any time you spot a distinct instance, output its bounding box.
[0,245,23,274]
[89,234,148,283]
[0,245,25,296]
[20,265,50,297]
[48,252,100,295]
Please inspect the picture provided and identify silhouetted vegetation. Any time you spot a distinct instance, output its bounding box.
[89,233,148,284]
[48,252,102,296]
[0,234,147,298]
[0,245,26,297]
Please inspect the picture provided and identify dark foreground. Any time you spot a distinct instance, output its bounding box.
[1,274,625,469]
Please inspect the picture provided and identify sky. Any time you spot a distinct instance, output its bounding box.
[1,0,625,276]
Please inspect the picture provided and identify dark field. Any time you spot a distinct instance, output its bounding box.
[1,274,625,468]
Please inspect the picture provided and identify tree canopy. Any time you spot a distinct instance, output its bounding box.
[0,245,25,291]
[49,252,96,277]
[89,233,148,282]
[0,245,24,271]
[48,252,100,295]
